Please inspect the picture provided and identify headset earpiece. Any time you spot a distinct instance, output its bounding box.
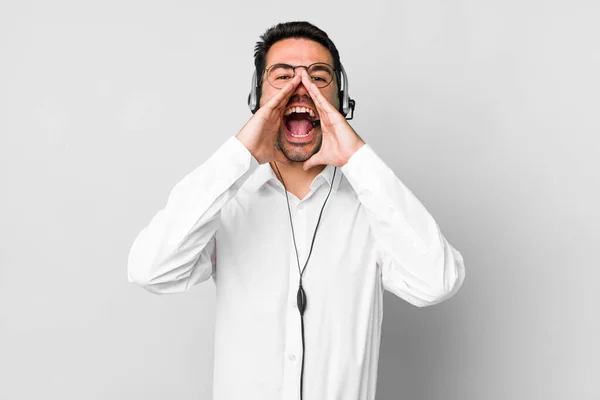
[248,70,259,114]
[338,64,355,120]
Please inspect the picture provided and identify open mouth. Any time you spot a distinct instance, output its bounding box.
[283,105,317,142]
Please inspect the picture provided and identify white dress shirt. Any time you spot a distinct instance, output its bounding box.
[127,135,466,400]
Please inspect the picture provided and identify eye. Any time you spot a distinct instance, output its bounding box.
[308,68,333,85]
[275,73,293,80]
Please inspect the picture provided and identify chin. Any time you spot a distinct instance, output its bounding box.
[276,130,322,163]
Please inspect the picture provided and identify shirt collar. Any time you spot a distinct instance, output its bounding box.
[246,163,342,194]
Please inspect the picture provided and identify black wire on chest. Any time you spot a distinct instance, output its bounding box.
[272,161,337,400]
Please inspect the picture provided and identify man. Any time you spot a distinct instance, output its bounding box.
[128,21,465,400]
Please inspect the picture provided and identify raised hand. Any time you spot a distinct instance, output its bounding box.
[236,74,302,165]
[300,70,365,171]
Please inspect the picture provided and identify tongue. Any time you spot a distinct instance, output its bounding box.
[287,119,313,136]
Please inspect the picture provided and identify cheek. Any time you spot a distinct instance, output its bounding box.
[258,83,275,108]
[324,83,340,109]
[325,89,339,110]
[332,95,340,110]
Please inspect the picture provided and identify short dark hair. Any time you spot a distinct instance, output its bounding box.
[253,21,342,90]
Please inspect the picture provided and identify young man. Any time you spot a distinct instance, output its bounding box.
[128,21,465,400]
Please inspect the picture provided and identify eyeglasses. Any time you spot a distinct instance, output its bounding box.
[264,62,335,89]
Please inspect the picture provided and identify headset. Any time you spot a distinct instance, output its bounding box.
[247,63,356,120]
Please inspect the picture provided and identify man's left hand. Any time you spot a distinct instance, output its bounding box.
[301,70,365,171]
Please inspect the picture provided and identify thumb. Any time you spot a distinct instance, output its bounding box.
[303,155,318,171]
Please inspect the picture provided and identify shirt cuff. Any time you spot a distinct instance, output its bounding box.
[224,135,260,173]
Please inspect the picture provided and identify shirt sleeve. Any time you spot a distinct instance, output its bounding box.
[127,136,260,294]
[340,143,466,307]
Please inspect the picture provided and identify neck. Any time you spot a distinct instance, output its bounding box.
[269,161,326,189]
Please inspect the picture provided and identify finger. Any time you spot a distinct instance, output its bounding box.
[263,74,302,112]
[303,153,320,171]
[301,72,333,122]
[301,70,337,114]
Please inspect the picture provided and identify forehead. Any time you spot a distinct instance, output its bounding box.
[265,38,334,67]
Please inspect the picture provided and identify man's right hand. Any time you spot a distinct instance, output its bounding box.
[236,74,302,165]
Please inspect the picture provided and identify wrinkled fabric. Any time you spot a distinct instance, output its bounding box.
[128,135,466,400]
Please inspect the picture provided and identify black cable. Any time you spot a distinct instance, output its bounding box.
[273,161,337,400]
[300,311,306,398]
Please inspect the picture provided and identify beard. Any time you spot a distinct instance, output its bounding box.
[275,126,323,162]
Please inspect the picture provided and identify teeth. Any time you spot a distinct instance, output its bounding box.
[284,106,315,119]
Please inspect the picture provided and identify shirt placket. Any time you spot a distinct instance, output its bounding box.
[282,199,306,400]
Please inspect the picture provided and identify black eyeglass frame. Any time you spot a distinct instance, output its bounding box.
[263,62,337,89]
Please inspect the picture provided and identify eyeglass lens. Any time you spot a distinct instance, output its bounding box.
[267,63,334,89]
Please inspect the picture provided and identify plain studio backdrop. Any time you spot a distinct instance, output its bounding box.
[1,0,598,399]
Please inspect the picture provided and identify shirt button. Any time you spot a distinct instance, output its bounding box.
[288,354,296,362]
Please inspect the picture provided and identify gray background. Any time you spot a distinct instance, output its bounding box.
[1,0,598,399]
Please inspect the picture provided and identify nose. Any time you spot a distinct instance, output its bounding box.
[292,69,310,96]
[293,80,310,97]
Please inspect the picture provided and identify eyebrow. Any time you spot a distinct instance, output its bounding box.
[268,63,293,69]
[308,64,333,72]
[266,63,334,70]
